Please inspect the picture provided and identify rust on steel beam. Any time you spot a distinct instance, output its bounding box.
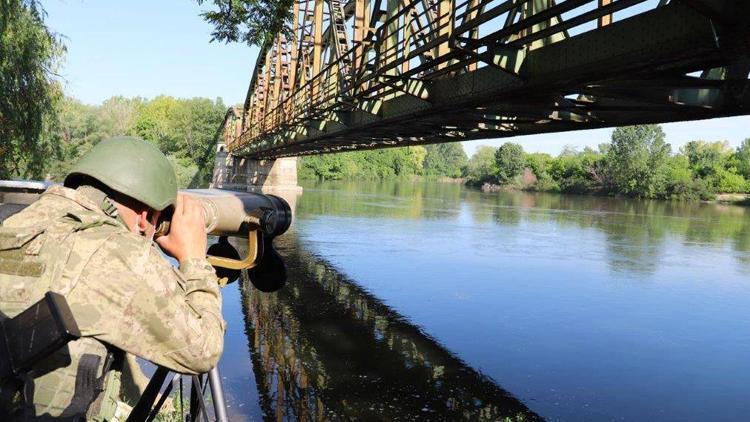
[226,0,750,158]
[313,0,324,83]
[288,1,300,95]
[598,0,612,27]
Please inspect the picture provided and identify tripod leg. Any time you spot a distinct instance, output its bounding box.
[190,374,210,422]
[179,376,184,421]
[208,367,229,422]
[146,373,181,421]
[127,366,170,422]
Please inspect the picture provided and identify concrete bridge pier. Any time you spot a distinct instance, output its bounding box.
[211,143,302,213]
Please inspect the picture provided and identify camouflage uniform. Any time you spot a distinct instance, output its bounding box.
[0,185,225,419]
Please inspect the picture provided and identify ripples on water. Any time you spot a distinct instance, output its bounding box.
[219,180,750,421]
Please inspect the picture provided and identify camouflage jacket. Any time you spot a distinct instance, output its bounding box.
[1,185,225,418]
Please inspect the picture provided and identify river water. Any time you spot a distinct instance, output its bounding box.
[217,180,750,421]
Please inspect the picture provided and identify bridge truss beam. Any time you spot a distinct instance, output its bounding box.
[228,0,750,158]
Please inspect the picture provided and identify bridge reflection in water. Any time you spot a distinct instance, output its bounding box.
[238,235,540,421]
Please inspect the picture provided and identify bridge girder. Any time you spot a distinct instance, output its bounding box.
[227,0,750,158]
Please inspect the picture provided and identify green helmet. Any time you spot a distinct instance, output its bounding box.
[64,136,177,211]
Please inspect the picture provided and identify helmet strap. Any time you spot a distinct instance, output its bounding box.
[76,185,121,221]
[100,196,120,219]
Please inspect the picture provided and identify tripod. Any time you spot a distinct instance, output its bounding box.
[126,366,229,422]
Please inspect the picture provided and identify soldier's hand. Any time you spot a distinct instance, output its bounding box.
[155,194,207,263]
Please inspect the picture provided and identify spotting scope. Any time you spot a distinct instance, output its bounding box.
[156,189,291,240]
[155,189,292,285]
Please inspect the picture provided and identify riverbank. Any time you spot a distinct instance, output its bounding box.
[715,193,750,205]
[474,181,750,206]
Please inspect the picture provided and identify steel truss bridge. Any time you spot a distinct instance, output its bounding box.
[223,0,750,159]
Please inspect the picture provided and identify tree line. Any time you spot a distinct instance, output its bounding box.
[298,142,468,181]
[46,95,226,188]
[301,124,750,201]
[465,125,750,200]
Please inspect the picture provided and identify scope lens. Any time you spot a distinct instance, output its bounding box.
[261,209,277,235]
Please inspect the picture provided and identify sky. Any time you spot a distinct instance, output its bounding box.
[44,0,258,106]
[44,0,750,156]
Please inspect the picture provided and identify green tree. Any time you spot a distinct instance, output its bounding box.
[465,146,497,186]
[98,96,143,137]
[423,143,468,178]
[735,138,750,179]
[663,155,713,200]
[681,140,731,179]
[46,97,103,179]
[132,96,182,154]
[196,0,294,46]
[714,168,747,193]
[494,142,524,183]
[605,125,671,198]
[524,152,558,191]
[0,0,65,178]
[547,147,605,194]
[42,95,226,187]
[397,146,426,176]
[298,146,426,180]
[132,96,226,187]
[524,152,552,178]
[298,153,348,180]
[46,96,144,180]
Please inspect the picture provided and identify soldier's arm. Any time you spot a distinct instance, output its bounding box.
[66,234,225,375]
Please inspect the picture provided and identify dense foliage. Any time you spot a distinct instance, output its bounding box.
[0,1,234,189]
[464,146,497,186]
[423,143,467,178]
[494,142,524,183]
[298,142,471,181]
[301,125,750,200]
[463,125,750,200]
[607,125,670,197]
[45,95,226,188]
[298,147,427,180]
[0,0,64,178]
[196,0,294,47]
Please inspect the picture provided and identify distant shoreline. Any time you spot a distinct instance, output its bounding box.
[715,193,750,205]
[470,181,750,206]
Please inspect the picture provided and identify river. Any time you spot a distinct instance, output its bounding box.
[217,180,750,421]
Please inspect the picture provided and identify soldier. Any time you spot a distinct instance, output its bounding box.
[0,136,225,420]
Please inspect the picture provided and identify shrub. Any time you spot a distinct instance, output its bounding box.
[714,169,747,193]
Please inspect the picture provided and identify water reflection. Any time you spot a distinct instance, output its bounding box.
[300,181,750,271]
[465,191,750,273]
[240,235,540,421]
[297,180,464,220]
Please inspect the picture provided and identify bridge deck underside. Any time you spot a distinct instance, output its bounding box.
[230,1,750,159]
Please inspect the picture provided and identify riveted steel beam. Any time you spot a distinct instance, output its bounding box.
[225,0,750,158]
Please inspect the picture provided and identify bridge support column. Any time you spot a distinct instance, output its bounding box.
[211,143,302,211]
